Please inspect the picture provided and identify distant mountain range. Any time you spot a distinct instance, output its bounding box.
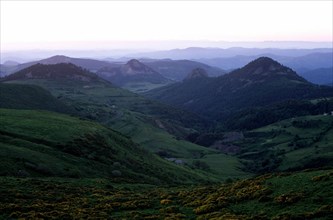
[184,68,209,81]
[0,55,227,91]
[0,55,115,77]
[195,52,333,72]
[130,47,332,59]
[141,59,226,81]
[194,52,333,84]
[96,59,170,87]
[3,63,102,83]
[145,57,333,121]
[2,60,20,66]
[128,47,333,85]
[1,49,332,86]
[301,67,333,85]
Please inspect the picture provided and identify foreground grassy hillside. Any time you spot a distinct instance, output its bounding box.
[0,108,215,184]
[0,169,332,219]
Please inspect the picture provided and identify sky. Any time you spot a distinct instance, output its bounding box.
[1,0,332,51]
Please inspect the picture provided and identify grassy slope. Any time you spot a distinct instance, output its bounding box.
[0,108,216,184]
[236,115,333,173]
[3,79,206,134]
[0,83,73,114]
[3,79,248,180]
[0,169,331,219]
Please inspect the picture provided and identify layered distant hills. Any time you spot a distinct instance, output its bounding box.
[96,59,170,90]
[129,47,332,59]
[146,57,333,121]
[1,48,332,86]
[129,47,333,85]
[194,52,333,74]
[0,55,115,76]
[141,59,226,81]
[183,68,209,81]
[301,67,333,85]
[0,55,228,92]
[3,63,102,82]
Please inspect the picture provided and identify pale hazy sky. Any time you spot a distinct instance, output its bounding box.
[1,0,332,51]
